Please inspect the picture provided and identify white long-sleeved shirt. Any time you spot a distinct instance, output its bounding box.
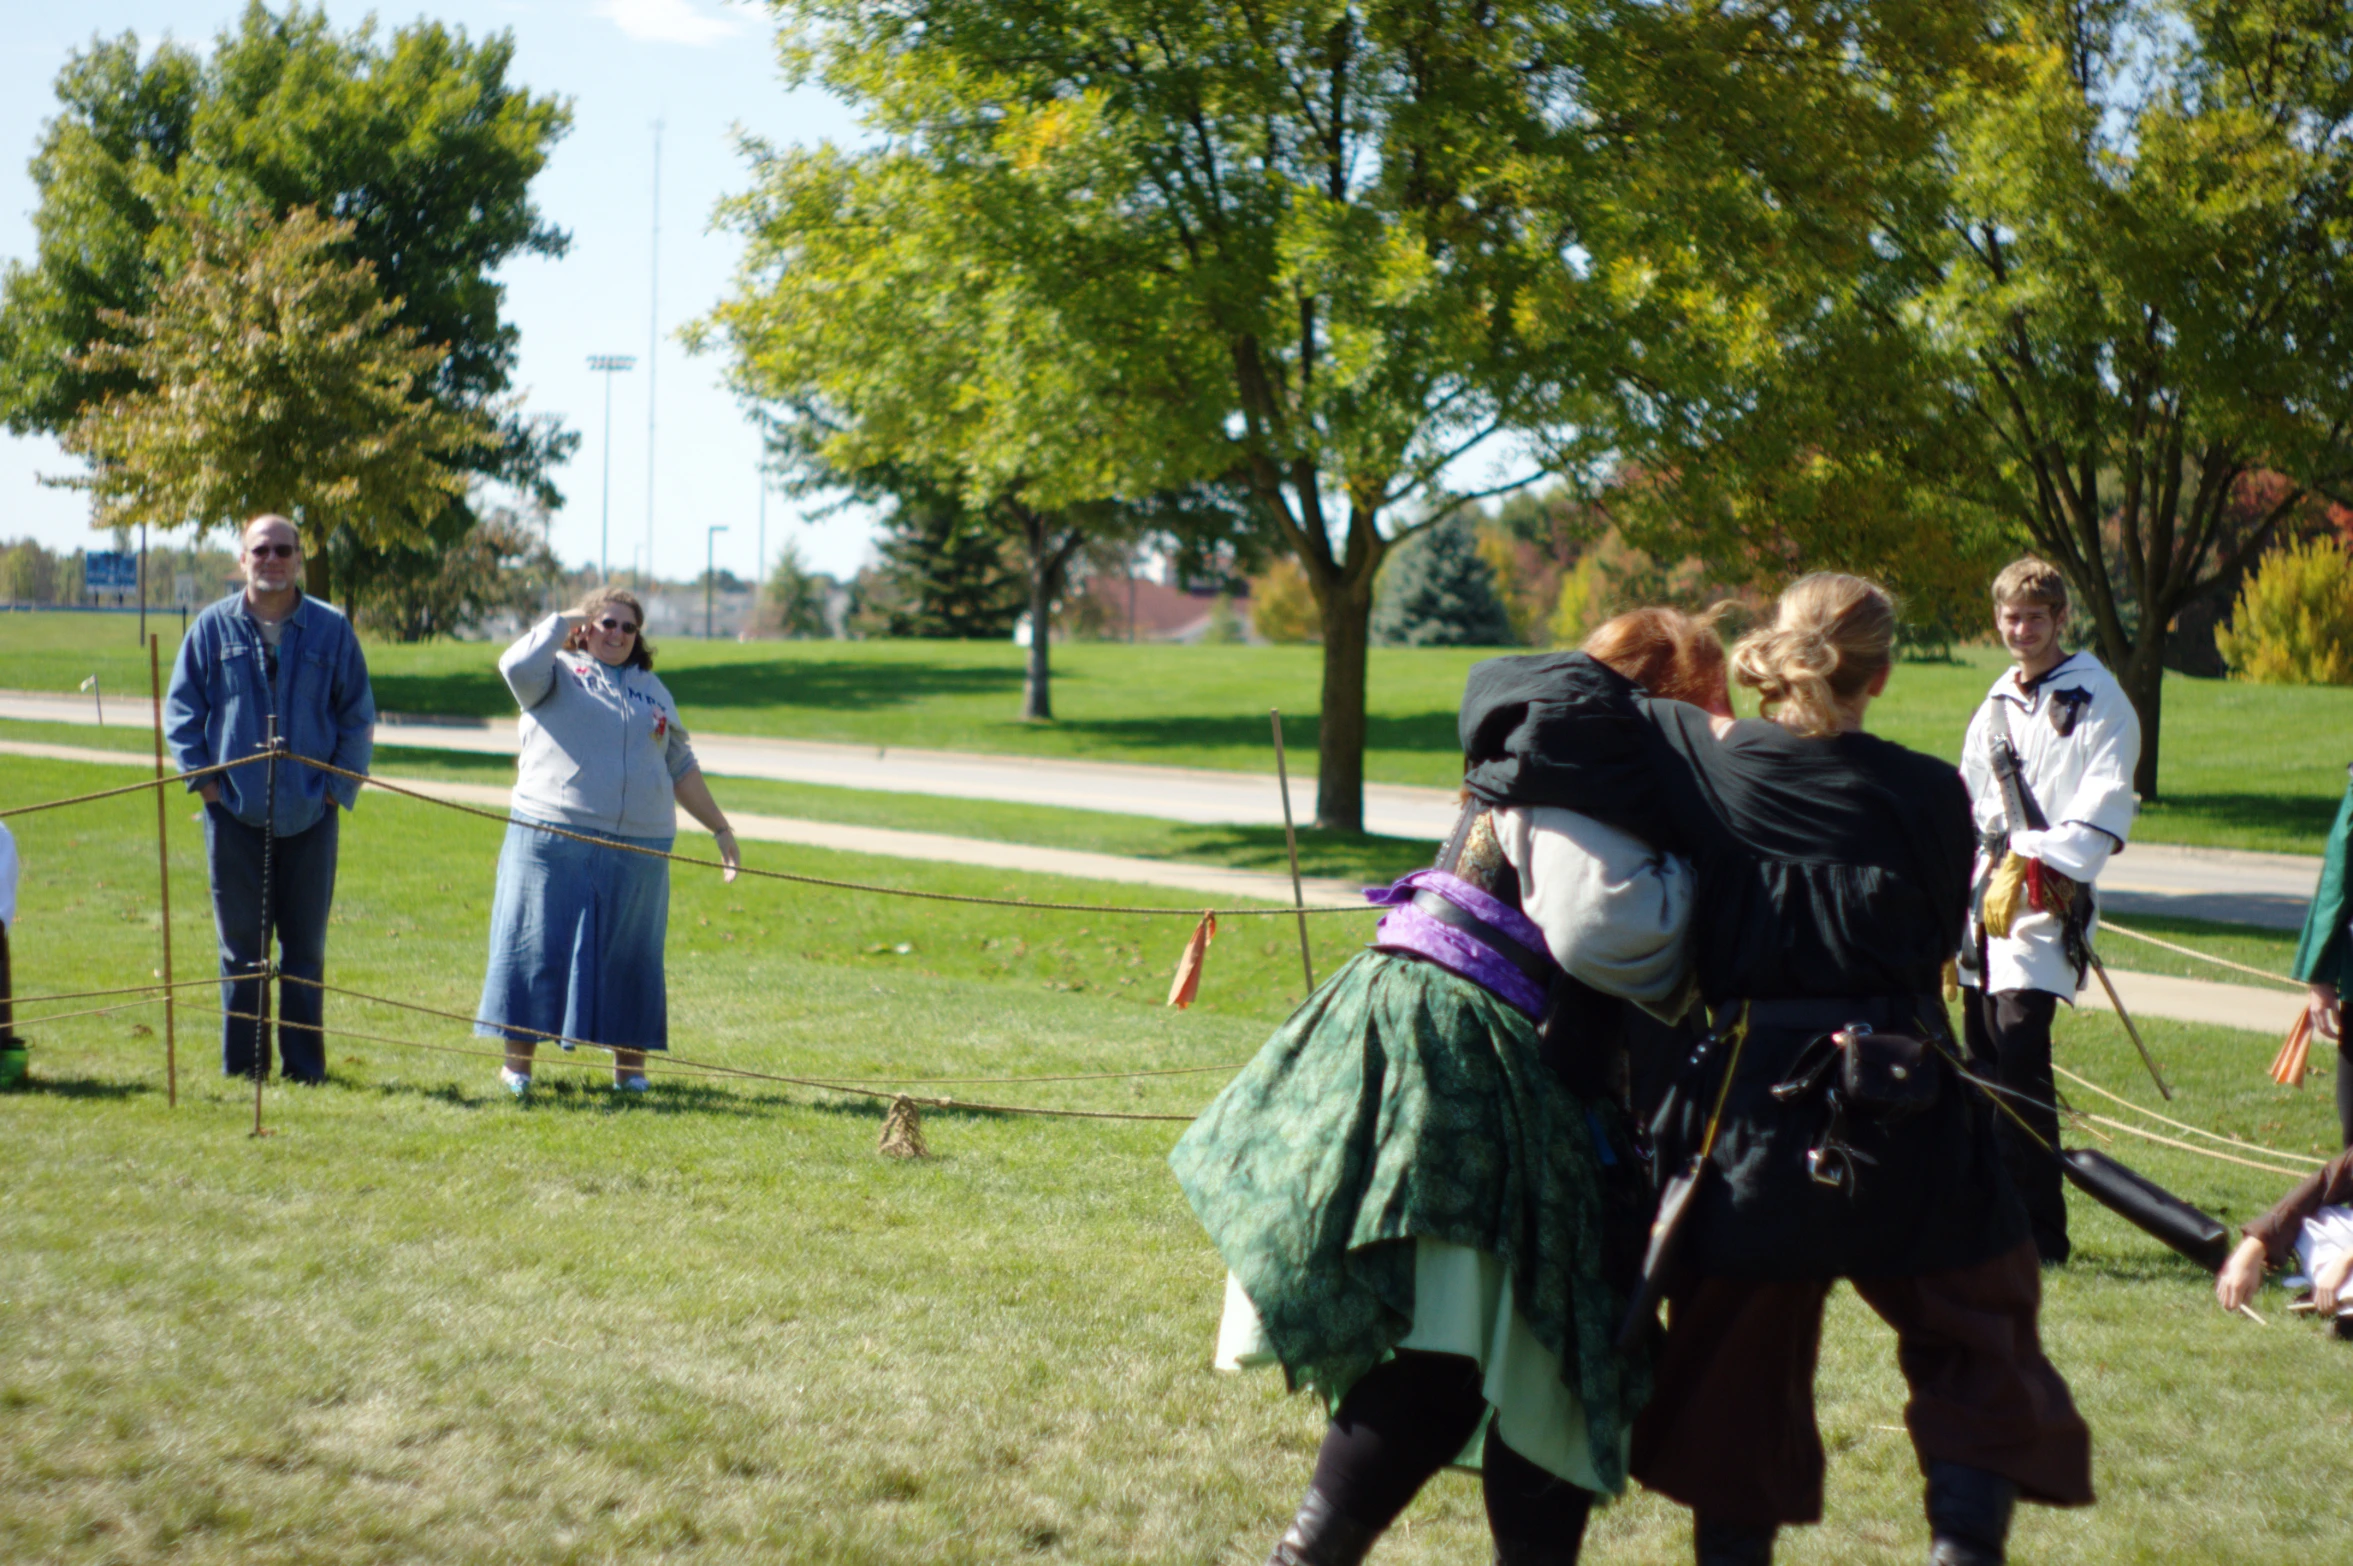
[0,821,16,928]
[1958,650,2141,997]
[1490,803,1696,1019]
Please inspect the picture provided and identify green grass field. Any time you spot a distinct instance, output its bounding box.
[5,610,2349,852]
[5,754,2353,1563]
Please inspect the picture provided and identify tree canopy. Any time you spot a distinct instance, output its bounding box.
[1625,0,2353,793]
[0,2,573,597]
[55,206,494,559]
[737,0,1990,826]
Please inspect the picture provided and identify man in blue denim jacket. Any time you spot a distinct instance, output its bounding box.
[166,515,375,1083]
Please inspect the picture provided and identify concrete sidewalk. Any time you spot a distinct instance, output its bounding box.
[0,686,2326,925]
[0,736,2302,1034]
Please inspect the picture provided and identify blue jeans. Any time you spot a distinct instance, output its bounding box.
[205,802,340,1081]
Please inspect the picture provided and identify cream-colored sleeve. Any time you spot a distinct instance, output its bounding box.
[1492,803,1695,1018]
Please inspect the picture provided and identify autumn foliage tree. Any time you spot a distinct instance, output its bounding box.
[54,206,493,558]
[1628,0,2353,794]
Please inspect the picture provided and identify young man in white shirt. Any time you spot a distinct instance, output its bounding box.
[1958,558,2142,1266]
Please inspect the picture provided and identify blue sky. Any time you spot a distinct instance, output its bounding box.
[0,0,878,582]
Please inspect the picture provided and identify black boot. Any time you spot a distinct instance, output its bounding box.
[1925,1460,2017,1566]
[1694,1516,1776,1565]
[1266,1486,1382,1566]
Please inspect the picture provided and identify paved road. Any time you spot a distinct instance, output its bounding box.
[1,687,2321,926]
[0,736,2306,1034]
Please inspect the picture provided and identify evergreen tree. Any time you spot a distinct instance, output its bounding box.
[765,538,832,638]
[858,486,1024,639]
[1371,518,1516,647]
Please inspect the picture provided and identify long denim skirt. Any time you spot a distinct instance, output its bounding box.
[475,814,675,1051]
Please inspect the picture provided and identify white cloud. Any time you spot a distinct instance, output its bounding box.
[592,0,748,47]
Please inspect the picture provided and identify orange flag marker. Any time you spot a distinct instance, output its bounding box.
[1166,913,1217,1009]
[2270,1007,2312,1089]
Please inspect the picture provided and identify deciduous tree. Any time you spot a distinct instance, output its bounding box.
[1628,0,2353,793]
[0,2,573,594]
[55,207,494,569]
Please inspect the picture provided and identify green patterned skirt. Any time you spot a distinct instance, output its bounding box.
[1169,949,1647,1493]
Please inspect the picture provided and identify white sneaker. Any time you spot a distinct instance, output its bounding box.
[615,1074,650,1093]
[500,1066,531,1098]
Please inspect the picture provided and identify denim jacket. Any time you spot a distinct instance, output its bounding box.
[165,591,376,834]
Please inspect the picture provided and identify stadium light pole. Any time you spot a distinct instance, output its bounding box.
[586,354,636,581]
[706,525,729,639]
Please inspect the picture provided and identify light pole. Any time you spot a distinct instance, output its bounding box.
[586,354,636,581]
[706,524,729,639]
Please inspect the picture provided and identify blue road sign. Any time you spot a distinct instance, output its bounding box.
[85,551,138,593]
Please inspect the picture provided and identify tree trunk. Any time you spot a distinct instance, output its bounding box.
[1021,554,1055,721]
[2119,629,2165,801]
[304,547,330,603]
[1313,577,1373,833]
[1014,506,1081,724]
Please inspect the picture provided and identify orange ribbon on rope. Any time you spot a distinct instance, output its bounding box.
[1166,913,1217,1010]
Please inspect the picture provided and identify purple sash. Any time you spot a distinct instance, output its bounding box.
[1364,869,1555,1019]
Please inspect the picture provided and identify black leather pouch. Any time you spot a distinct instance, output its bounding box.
[1836,1025,1940,1119]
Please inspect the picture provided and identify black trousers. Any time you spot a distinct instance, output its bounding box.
[1963,987,2067,1264]
[206,805,340,1083]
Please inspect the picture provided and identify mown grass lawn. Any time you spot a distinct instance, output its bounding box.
[5,755,2353,1563]
[6,611,2349,853]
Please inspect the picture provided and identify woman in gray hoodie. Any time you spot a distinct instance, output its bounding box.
[476,588,739,1095]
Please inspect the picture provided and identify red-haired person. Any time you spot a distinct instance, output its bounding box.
[1172,608,1726,1566]
[1456,575,2090,1565]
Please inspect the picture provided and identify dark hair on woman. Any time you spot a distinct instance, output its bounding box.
[1729,573,1896,738]
[564,587,656,672]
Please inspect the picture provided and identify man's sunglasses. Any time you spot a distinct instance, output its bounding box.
[247,543,299,560]
[593,617,639,635]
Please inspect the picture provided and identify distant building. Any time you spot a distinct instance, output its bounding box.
[1067,574,1258,643]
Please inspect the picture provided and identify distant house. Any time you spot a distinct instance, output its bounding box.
[1070,574,1257,643]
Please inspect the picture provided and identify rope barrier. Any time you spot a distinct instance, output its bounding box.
[296,757,1372,918]
[9,974,224,1007]
[2054,1063,2326,1169]
[0,754,260,819]
[2099,918,2307,993]
[8,998,181,1030]
[221,1010,1204,1123]
[2075,1114,2318,1179]
[283,975,1246,1089]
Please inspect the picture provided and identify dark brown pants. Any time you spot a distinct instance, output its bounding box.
[1628,1241,2092,1527]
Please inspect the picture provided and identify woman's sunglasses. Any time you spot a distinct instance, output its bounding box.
[593,617,639,636]
[247,543,299,560]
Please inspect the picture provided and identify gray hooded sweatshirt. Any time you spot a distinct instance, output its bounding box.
[501,613,697,839]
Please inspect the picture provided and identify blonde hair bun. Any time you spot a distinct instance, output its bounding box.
[1729,573,1896,737]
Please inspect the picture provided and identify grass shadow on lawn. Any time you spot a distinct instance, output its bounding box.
[654,659,1024,715]
[10,1076,154,1102]
[1046,709,1462,762]
[370,658,1032,721]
